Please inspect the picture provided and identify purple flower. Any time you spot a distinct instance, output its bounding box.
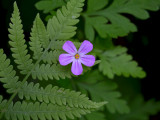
[59,40,95,75]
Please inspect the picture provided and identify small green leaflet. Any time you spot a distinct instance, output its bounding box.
[98,46,146,79]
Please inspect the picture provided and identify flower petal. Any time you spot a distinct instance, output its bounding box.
[80,55,95,67]
[71,60,83,75]
[78,40,93,55]
[59,54,74,66]
[63,41,77,55]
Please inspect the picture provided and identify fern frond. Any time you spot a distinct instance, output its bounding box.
[31,64,72,80]
[0,49,20,93]
[18,82,105,109]
[5,101,106,120]
[47,0,84,40]
[8,2,33,74]
[0,1,107,119]
[30,14,49,60]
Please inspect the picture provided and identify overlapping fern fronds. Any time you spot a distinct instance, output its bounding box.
[0,0,107,120]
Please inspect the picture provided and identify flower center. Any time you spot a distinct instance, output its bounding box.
[75,54,80,59]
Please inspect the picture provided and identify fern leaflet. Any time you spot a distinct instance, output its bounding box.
[18,82,105,109]
[32,64,72,80]
[5,101,105,120]
[47,0,84,40]
[29,14,49,60]
[8,3,33,74]
[0,49,20,93]
[98,46,146,79]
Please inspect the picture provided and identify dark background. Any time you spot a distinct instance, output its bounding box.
[0,0,160,119]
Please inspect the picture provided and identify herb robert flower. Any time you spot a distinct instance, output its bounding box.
[59,40,95,75]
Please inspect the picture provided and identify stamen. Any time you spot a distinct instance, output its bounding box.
[75,54,80,59]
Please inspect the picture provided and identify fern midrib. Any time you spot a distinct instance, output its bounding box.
[0,1,80,118]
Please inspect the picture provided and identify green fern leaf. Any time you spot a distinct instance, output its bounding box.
[84,0,160,40]
[98,46,146,79]
[47,0,84,40]
[84,15,108,41]
[0,1,107,119]
[18,82,106,109]
[32,64,72,80]
[5,101,106,120]
[35,0,69,13]
[78,77,130,114]
[87,0,108,12]
[8,2,33,74]
[0,49,20,93]
[42,50,63,64]
[30,14,49,59]
[106,95,160,120]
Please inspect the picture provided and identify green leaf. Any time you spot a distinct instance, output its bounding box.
[0,49,20,93]
[42,50,64,64]
[32,64,72,80]
[87,0,108,12]
[98,46,146,79]
[18,82,106,109]
[35,0,68,13]
[8,2,33,74]
[30,14,49,59]
[78,79,130,114]
[47,0,84,40]
[106,95,160,120]
[0,1,107,119]
[84,0,160,39]
[84,15,108,41]
[5,101,105,120]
